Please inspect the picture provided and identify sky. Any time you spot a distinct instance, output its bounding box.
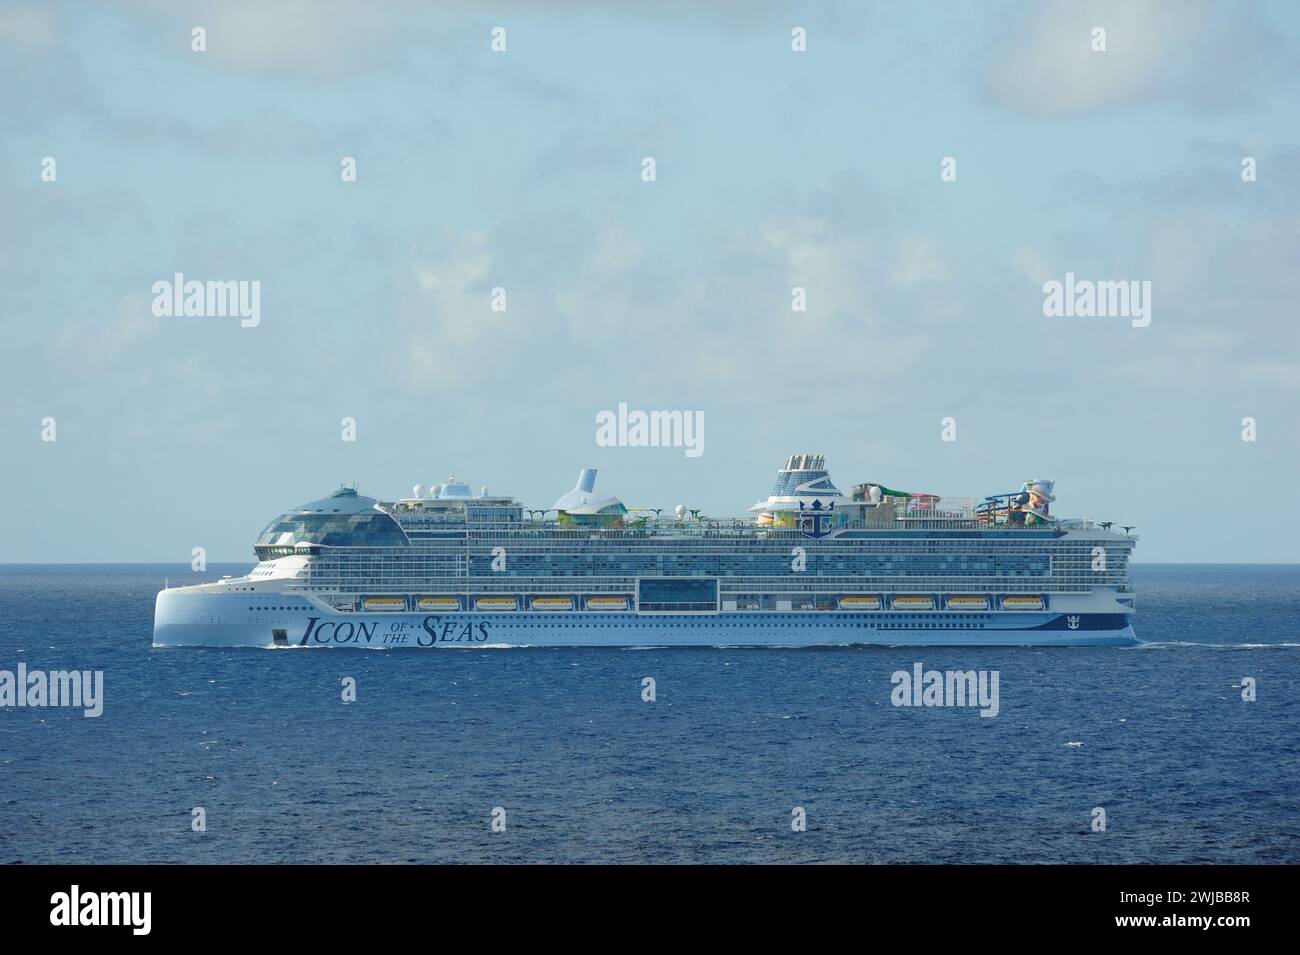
[1,0,1297,563]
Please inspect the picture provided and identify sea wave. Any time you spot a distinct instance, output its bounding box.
[1128,640,1300,650]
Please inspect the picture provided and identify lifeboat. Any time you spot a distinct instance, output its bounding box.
[532,596,574,611]
[417,596,461,612]
[947,595,990,611]
[362,596,407,612]
[795,597,836,611]
[892,595,935,611]
[475,596,519,611]
[839,595,882,610]
[587,596,630,611]
[1002,595,1045,611]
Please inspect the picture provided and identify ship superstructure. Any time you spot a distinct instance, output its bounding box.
[154,455,1138,648]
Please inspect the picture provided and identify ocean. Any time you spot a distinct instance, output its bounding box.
[0,563,1296,864]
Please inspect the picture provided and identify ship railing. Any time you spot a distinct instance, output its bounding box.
[501,503,1130,536]
[498,519,1087,538]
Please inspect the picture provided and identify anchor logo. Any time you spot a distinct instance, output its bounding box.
[798,499,835,540]
[1067,615,1080,630]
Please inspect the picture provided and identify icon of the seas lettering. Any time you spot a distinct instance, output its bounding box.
[419,616,490,646]
[297,616,490,646]
[299,618,380,645]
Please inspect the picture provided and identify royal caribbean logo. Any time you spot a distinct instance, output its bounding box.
[798,499,835,539]
[1067,615,1081,630]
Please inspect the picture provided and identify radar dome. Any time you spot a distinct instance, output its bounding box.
[675,504,686,519]
[413,484,425,499]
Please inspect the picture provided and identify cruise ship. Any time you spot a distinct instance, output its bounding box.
[153,455,1138,648]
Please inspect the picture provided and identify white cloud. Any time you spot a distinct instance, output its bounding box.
[758,215,863,330]
[550,226,645,340]
[752,213,931,381]
[57,294,160,363]
[0,4,55,47]
[889,237,949,287]
[984,0,1204,114]
[1239,361,1300,390]
[590,226,642,274]
[1011,245,1052,285]
[201,1,401,72]
[407,234,504,387]
[553,285,632,341]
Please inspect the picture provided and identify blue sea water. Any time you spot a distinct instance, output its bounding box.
[0,563,1296,864]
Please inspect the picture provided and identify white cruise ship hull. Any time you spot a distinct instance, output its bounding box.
[154,590,1137,649]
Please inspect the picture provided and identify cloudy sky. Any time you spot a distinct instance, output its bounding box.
[2,0,1297,562]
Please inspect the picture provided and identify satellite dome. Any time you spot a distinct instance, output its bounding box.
[413,484,425,499]
[675,504,686,519]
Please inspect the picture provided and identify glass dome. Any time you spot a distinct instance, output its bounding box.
[254,487,409,551]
